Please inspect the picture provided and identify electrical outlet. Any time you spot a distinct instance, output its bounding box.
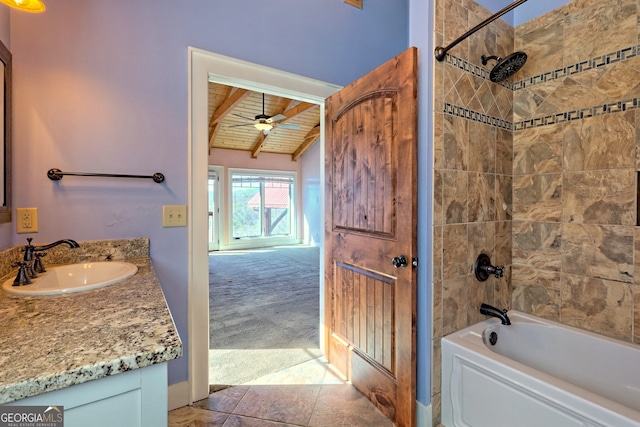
[162,205,187,227]
[16,208,38,233]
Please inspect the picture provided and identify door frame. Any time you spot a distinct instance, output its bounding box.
[188,47,341,403]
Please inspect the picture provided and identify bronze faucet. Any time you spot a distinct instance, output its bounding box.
[12,238,80,286]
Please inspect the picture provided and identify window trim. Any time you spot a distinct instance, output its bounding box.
[225,168,299,249]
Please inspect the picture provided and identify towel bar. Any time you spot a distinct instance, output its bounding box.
[47,168,165,183]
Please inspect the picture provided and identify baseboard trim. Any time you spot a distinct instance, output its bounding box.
[168,381,189,411]
[416,400,432,427]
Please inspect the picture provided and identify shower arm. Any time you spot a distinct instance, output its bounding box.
[434,0,528,62]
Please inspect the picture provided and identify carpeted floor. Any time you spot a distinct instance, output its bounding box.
[209,245,322,386]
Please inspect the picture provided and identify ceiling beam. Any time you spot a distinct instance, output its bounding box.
[208,88,250,147]
[250,133,267,159]
[279,102,317,123]
[292,125,321,161]
[208,122,220,154]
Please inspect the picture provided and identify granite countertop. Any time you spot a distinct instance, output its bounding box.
[0,257,182,404]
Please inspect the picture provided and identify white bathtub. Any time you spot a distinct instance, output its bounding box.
[441,310,640,427]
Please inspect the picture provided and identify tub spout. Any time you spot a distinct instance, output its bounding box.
[480,303,511,325]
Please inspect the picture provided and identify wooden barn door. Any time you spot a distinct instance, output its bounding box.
[324,47,417,427]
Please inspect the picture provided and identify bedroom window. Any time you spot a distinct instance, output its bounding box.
[230,171,295,239]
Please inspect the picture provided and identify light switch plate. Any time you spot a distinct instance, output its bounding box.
[16,207,38,233]
[162,205,187,227]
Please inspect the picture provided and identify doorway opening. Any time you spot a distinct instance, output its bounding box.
[188,46,341,402]
[207,161,322,386]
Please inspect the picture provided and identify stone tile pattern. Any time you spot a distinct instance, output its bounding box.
[433,0,640,425]
[512,0,639,345]
[433,0,514,425]
[169,358,393,427]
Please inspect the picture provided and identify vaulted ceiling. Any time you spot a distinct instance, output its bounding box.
[207,83,321,161]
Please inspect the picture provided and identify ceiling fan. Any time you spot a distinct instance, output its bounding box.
[229,93,301,134]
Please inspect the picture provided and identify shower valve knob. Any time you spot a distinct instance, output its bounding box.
[474,253,504,281]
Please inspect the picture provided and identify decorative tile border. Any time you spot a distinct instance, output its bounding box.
[444,97,640,131]
[513,97,640,131]
[512,44,639,91]
[443,103,513,131]
[442,44,640,131]
[445,44,640,92]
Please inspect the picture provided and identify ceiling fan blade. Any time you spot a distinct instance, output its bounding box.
[227,123,256,128]
[232,113,256,121]
[275,123,301,130]
[266,114,286,123]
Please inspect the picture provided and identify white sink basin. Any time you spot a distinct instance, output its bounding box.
[2,262,138,296]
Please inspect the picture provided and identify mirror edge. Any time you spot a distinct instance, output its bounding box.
[0,37,11,224]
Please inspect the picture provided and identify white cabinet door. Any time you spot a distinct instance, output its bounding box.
[3,363,167,427]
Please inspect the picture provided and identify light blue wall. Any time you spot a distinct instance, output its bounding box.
[409,0,433,407]
[8,0,408,387]
[187,0,409,87]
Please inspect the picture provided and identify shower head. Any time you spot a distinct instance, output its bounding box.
[481,51,528,82]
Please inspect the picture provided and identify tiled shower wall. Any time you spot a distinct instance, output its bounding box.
[512,0,640,342]
[432,0,514,424]
[432,0,639,424]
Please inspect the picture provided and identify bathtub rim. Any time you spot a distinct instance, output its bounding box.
[441,310,640,426]
[444,310,640,355]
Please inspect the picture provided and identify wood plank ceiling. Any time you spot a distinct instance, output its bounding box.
[207,83,321,161]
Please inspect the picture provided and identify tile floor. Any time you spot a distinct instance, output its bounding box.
[168,357,394,426]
